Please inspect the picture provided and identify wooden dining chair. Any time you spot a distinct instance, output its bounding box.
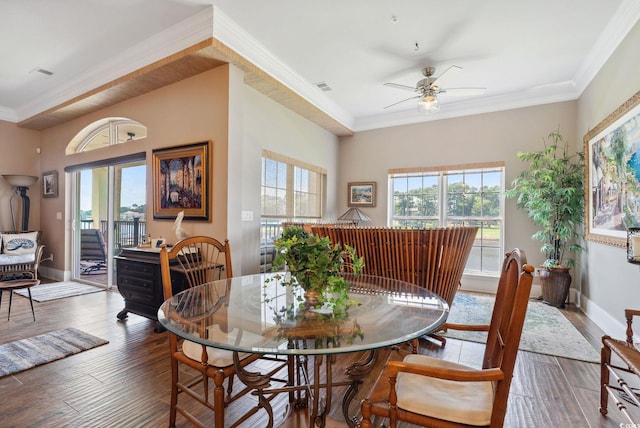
[360,248,534,428]
[159,236,272,428]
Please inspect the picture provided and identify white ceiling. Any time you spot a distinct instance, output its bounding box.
[2,0,639,132]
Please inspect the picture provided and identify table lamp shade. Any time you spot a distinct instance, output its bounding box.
[338,207,371,224]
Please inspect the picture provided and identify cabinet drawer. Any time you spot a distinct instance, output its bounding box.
[118,261,154,278]
[119,286,154,306]
[117,274,153,290]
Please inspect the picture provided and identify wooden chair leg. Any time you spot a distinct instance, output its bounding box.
[360,399,374,428]
[169,357,179,427]
[600,343,611,415]
[213,369,226,428]
[426,332,447,346]
[226,373,235,399]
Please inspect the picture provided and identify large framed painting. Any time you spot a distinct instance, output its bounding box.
[152,141,210,221]
[585,90,640,247]
[347,181,376,207]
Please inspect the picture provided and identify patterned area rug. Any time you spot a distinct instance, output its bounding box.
[0,328,109,377]
[13,281,104,302]
[445,293,600,363]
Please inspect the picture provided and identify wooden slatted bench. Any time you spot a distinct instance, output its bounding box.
[309,225,478,308]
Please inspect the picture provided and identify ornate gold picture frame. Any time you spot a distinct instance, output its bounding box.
[584,90,640,247]
[152,141,210,221]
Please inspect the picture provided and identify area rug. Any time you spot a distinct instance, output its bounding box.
[0,328,109,377]
[13,281,104,302]
[444,293,600,363]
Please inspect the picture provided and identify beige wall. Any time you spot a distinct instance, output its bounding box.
[338,101,578,273]
[0,120,41,232]
[577,18,640,336]
[238,84,340,274]
[38,66,231,278]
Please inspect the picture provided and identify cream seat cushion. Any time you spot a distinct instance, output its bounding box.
[396,354,495,426]
[0,253,36,264]
[182,325,263,367]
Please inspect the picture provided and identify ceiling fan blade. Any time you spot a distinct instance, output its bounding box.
[431,65,462,87]
[439,87,486,96]
[384,82,417,92]
[384,95,420,109]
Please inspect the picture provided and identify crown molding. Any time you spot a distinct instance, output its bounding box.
[573,0,640,95]
[353,89,580,132]
[5,3,638,133]
[14,6,215,121]
[357,1,640,132]
[212,7,355,131]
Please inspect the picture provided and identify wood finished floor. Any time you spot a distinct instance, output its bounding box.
[0,281,635,428]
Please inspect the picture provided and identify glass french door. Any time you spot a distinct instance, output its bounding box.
[72,161,146,288]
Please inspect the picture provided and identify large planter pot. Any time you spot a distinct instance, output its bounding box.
[539,266,572,308]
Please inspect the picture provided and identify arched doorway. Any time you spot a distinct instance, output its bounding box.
[66,119,147,288]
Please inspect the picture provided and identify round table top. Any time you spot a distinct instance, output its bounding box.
[0,279,40,289]
[158,273,449,356]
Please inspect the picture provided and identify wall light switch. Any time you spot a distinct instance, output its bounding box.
[241,211,253,222]
[56,212,62,220]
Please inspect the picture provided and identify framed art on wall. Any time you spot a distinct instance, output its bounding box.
[584,90,640,247]
[42,170,58,198]
[347,181,376,207]
[152,141,210,221]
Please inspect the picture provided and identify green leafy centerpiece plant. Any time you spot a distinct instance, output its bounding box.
[505,129,585,308]
[269,225,364,314]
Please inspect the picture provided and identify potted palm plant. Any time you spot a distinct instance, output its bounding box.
[505,129,585,308]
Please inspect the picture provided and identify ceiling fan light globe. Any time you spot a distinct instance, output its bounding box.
[417,96,440,113]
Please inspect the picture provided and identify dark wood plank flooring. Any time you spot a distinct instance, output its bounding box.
[0,282,634,427]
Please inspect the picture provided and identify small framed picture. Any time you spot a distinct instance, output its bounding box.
[152,238,166,248]
[348,181,376,207]
[42,170,58,198]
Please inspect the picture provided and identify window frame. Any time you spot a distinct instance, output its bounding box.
[388,162,505,275]
[260,151,327,273]
[261,150,326,220]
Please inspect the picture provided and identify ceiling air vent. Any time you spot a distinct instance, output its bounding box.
[30,67,54,77]
[315,81,332,92]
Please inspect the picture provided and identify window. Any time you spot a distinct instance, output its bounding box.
[261,151,326,219]
[260,150,327,272]
[66,118,147,155]
[389,162,504,274]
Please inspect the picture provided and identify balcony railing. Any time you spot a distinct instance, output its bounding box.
[80,219,147,254]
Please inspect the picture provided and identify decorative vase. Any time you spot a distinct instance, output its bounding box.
[540,267,572,308]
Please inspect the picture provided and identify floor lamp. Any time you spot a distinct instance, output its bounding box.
[2,174,38,232]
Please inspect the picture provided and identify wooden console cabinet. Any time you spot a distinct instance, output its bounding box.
[115,247,186,332]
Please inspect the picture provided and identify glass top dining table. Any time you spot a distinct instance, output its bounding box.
[157,272,449,427]
[157,272,449,356]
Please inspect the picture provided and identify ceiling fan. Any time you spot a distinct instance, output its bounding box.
[384,65,486,113]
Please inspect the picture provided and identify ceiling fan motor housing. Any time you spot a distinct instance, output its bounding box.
[422,66,436,77]
[417,78,438,94]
